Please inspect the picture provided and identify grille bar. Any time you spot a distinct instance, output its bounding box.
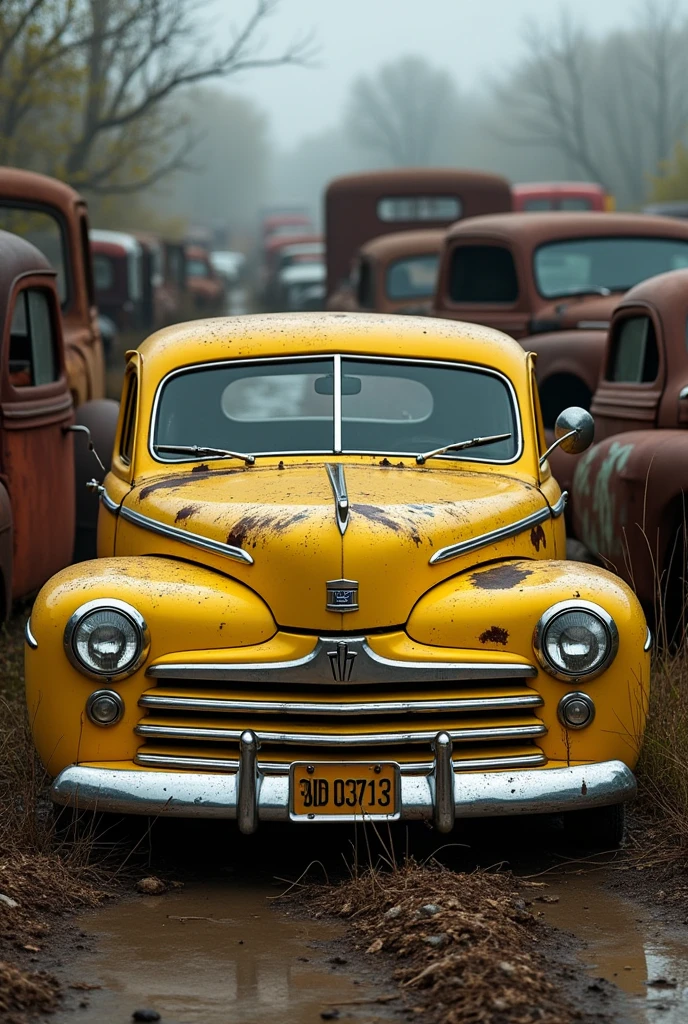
[134,749,548,775]
[134,721,547,746]
[138,691,544,717]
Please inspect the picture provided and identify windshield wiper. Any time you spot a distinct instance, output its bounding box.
[154,444,255,466]
[554,286,612,299]
[415,433,512,465]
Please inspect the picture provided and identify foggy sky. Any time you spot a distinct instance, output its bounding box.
[212,0,688,149]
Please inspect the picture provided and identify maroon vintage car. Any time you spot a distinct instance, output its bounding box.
[570,269,688,633]
[342,228,445,315]
[326,169,512,305]
[185,244,225,315]
[0,168,105,407]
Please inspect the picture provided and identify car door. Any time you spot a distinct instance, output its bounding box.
[0,278,75,598]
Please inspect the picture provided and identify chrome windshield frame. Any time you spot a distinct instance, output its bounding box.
[148,353,524,467]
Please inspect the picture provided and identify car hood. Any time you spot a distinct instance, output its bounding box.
[118,461,557,630]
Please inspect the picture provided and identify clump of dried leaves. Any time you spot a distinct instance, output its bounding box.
[307,861,582,1024]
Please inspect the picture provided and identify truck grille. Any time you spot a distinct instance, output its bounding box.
[135,675,548,774]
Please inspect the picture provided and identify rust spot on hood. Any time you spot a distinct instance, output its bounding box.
[352,504,401,532]
[175,504,200,523]
[479,626,509,645]
[470,564,533,590]
[191,463,209,473]
[138,467,243,500]
[530,525,547,551]
[227,509,310,549]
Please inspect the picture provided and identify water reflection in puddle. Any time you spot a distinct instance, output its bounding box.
[54,882,392,1024]
[536,872,688,1022]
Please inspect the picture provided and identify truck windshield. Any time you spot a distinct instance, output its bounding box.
[153,356,519,464]
[386,254,439,300]
[535,236,688,298]
[0,204,67,306]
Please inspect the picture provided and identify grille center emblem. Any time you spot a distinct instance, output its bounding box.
[328,641,357,681]
[326,578,359,613]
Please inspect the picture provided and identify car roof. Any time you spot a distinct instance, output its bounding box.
[445,211,688,246]
[90,229,142,254]
[361,229,446,260]
[0,228,55,331]
[512,182,605,195]
[138,312,529,385]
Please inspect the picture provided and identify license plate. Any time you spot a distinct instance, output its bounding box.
[290,762,400,820]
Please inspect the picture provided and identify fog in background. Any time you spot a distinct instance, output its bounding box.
[6,0,688,243]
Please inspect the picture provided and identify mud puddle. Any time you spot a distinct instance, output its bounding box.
[536,870,688,1022]
[52,881,395,1024]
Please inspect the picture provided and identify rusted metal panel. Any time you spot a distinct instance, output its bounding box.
[0,231,75,601]
[326,169,512,297]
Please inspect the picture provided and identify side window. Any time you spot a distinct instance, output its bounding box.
[607,316,659,383]
[449,245,518,303]
[523,198,553,212]
[357,259,375,310]
[119,372,138,465]
[9,289,59,388]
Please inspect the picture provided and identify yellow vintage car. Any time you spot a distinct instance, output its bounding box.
[25,313,650,846]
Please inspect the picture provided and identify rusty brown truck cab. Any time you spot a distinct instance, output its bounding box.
[0,230,77,615]
[0,168,105,407]
[326,170,512,309]
[432,213,688,493]
[347,229,444,315]
[571,269,688,632]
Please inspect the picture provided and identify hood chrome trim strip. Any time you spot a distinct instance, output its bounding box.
[429,491,568,566]
[326,463,349,535]
[147,635,537,684]
[119,503,253,565]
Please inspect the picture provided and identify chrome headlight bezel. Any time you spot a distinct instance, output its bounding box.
[533,600,618,682]
[64,599,150,681]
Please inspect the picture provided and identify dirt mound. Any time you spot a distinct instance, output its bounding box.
[306,861,583,1024]
[0,961,60,1022]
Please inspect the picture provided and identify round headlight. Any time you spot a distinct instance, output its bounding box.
[65,600,149,679]
[534,601,618,681]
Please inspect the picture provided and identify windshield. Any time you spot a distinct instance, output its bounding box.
[0,204,68,306]
[386,254,439,300]
[153,357,519,463]
[186,258,209,278]
[534,237,688,298]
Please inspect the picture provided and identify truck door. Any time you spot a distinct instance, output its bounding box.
[1,280,75,598]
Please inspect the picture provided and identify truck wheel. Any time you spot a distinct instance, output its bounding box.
[561,803,626,850]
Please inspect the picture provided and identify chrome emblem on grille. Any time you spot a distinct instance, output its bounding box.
[326,578,359,613]
[327,641,357,681]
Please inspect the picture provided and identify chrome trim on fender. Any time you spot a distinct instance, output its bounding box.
[50,759,637,823]
[146,636,538,685]
[429,492,569,567]
[134,721,548,746]
[99,488,120,514]
[25,618,38,650]
[138,691,544,716]
[119,503,253,566]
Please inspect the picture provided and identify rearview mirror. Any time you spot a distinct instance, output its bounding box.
[314,374,362,395]
[540,406,595,467]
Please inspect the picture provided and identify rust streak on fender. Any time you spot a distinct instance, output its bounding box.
[470,564,534,590]
[478,625,510,645]
[530,524,547,551]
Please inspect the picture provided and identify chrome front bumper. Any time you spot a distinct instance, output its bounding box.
[51,731,637,834]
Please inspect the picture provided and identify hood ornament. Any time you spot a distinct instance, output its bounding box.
[326,463,349,535]
[326,578,359,613]
[327,641,357,681]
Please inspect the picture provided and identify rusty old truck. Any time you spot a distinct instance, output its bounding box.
[0,167,105,406]
[570,268,688,635]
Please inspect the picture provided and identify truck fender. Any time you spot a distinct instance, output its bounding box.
[73,399,120,562]
[0,479,12,620]
[572,429,688,611]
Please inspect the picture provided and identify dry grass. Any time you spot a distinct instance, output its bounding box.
[0,610,109,1021]
[301,860,584,1024]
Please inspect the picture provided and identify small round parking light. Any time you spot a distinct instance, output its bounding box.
[557,692,595,730]
[86,689,124,727]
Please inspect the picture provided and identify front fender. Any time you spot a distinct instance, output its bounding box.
[26,556,277,773]
[407,558,648,769]
[572,429,688,607]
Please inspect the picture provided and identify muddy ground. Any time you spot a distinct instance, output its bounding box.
[2,813,687,1024]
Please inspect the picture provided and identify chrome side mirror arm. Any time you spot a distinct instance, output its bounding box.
[63,424,106,475]
[539,429,578,467]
